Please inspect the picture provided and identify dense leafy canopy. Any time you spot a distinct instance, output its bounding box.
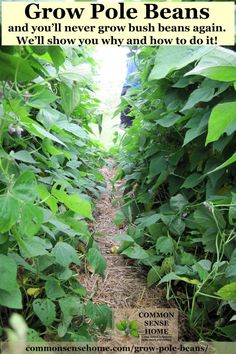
[115,45,236,341]
[0,45,111,341]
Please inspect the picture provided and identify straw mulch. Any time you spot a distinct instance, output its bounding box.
[79,160,186,343]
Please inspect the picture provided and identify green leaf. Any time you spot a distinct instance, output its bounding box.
[121,244,149,260]
[149,47,212,80]
[194,205,222,233]
[13,171,37,203]
[130,320,138,330]
[52,242,81,268]
[135,213,161,228]
[116,320,127,331]
[216,283,236,301]
[60,83,80,116]
[219,324,236,341]
[45,277,65,300]
[149,156,167,178]
[229,194,236,225]
[156,236,174,255]
[147,266,162,287]
[0,51,37,81]
[58,297,84,337]
[10,150,37,164]
[37,185,58,214]
[208,153,236,174]
[52,187,93,220]
[225,249,236,281]
[48,47,65,69]
[20,237,51,258]
[86,248,107,276]
[0,287,22,309]
[56,121,88,140]
[170,217,185,236]
[182,86,215,111]
[93,304,112,333]
[33,299,56,327]
[186,47,236,82]
[28,86,57,109]
[181,173,203,188]
[206,102,236,144]
[113,210,126,226]
[21,116,65,146]
[0,255,18,292]
[0,195,20,232]
[170,194,188,212]
[19,203,43,238]
[156,113,181,128]
[159,272,180,284]
[37,107,62,130]
[179,252,196,266]
[193,262,209,282]
[130,329,139,337]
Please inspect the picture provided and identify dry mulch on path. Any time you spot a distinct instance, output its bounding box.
[79,160,186,344]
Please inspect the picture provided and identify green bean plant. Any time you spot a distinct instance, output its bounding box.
[114,46,236,341]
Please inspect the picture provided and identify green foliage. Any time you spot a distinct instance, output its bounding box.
[116,319,139,337]
[115,46,236,341]
[0,45,109,341]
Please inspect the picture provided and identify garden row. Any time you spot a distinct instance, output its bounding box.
[115,46,236,341]
[0,46,111,341]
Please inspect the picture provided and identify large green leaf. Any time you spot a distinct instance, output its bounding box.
[60,83,80,116]
[33,299,56,327]
[37,107,62,130]
[156,236,174,255]
[225,250,236,281]
[20,237,51,258]
[58,297,84,337]
[45,277,65,300]
[56,121,88,140]
[206,102,236,144]
[0,287,22,309]
[186,47,236,82]
[37,185,58,214]
[0,51,37,81]
[20,115,65,146]
[52,242,81,267]
[86,248,106,276]
[13,171,37,203]
[10,150,37,164]
[19,203,43,238]
[149,47,212,80]
[207,153,236,174]
[216,283,236,301]
[181,86,215,111]
[48,47,65,69]
[52,187,93,219]
[181,173,203,188]
[121,244,149,260]
[0,195,20,232]
[0,255,18,292]
[28,86,58,109]
[147,266,162,287]
[149,155,167,178]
